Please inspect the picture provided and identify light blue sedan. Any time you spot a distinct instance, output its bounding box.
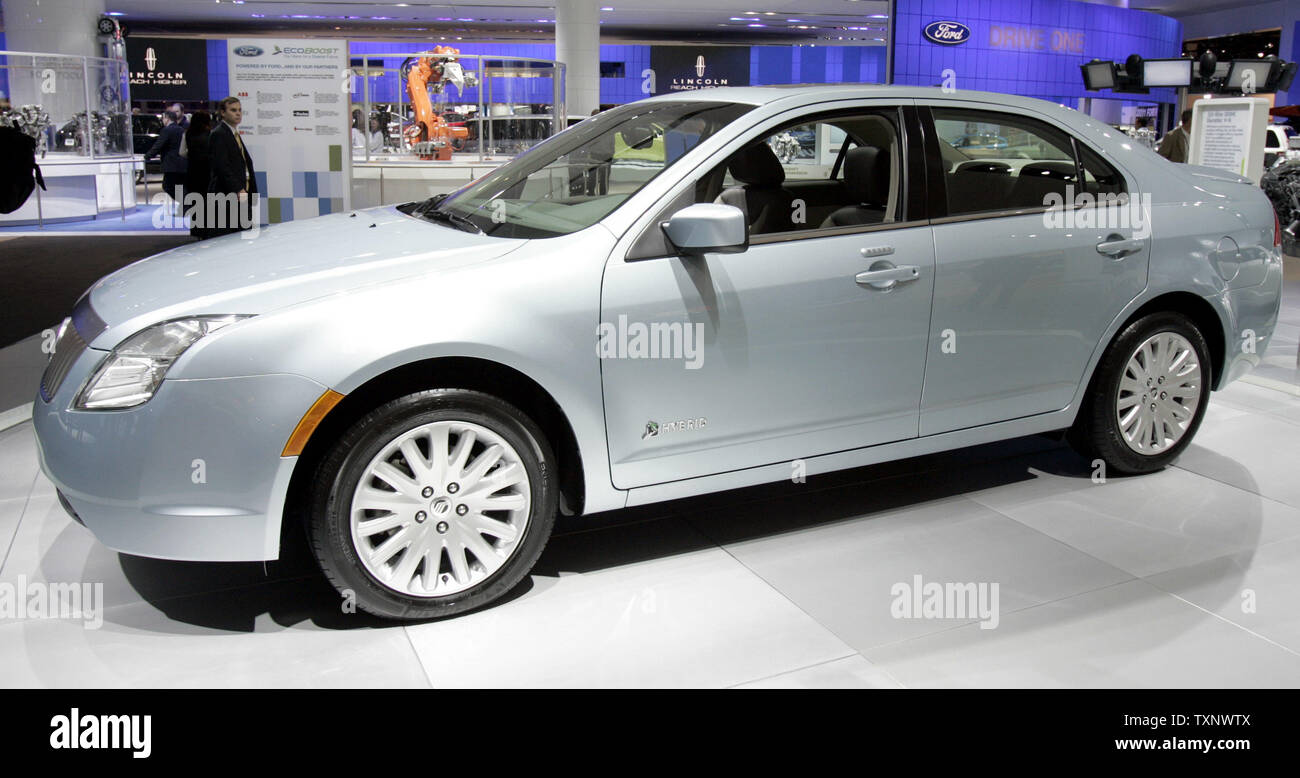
[35,86,1284,619]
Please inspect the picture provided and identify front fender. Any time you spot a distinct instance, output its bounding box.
[171,224,627,514]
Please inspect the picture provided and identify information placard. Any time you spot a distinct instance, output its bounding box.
[1188,97,1270,184]
[227,39,351,223]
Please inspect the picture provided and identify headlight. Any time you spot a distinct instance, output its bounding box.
[75,315,252,410]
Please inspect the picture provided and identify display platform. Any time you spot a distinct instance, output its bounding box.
[0,155,143,227]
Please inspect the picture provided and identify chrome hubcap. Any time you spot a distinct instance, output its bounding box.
[349,420,531,597]
[1116,331,1202,455]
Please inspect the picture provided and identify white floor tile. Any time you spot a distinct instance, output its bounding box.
[733,655,903,689]
[1175,411,1300,509]
[1147,536,1300,655]
[971,465,1300,578]
[0,580,431,688]
[0,423,38,503]
[863,580,1300,688]
[693,495,1131,652]
[403,518,855,688]
[1214,381,1299,416]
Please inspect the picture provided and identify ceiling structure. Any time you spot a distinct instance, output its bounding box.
[94,1,893,43]
[1132,0,1274,16]
[0,0,1271,44]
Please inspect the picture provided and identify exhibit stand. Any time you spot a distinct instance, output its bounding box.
[0,154,143,226]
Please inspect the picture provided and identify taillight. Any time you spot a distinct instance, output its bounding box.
[1275,209,1282,247]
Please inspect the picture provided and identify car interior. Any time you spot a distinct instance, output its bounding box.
[697,111,903,235]
[934,110,1125,214]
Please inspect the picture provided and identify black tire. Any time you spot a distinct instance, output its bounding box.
[1069,312,1212,475]
[308,389,558,620]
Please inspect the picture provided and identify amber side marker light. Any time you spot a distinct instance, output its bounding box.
[282,390,345,456]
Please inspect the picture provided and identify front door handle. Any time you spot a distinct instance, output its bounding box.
[855,261,920,291]
[1097,234,1144,258]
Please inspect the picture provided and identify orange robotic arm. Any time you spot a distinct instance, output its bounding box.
[403,48,472,161]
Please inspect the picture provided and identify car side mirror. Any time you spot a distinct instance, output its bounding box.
[661,203,748,256]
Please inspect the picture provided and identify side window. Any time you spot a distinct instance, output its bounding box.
[1077,143,1126,199]
[695,109,904,236]
[933,108,1079,216]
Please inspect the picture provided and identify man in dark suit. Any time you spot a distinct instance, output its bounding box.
[208,96,257,236]
[145,110,187,208]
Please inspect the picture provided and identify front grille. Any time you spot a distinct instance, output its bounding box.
[39,321,88,402]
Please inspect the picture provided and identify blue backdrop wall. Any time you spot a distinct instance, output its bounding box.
[893,0,1182,105]
[344,41,886,106]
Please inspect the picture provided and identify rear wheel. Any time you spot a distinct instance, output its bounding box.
[308,389,558,620]
[1069,312,1211,475]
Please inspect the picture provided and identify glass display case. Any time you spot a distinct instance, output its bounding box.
[348,51,566,207]
[0,50,139,226]
[1,50,132,158]
[350,51,565,163]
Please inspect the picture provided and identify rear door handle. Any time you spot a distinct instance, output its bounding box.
[1097,235,1144,258]
[855,262,920,291]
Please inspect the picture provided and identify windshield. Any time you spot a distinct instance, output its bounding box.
[427,100,754,238]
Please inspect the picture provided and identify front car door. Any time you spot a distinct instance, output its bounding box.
[600,103,937,489]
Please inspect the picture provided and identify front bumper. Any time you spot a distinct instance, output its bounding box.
[34,344,327,562]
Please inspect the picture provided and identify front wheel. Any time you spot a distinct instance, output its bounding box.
[1069,312,1212,475]
[308,389,558,620]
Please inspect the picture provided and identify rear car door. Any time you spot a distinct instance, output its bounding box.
[915,102,1149,435]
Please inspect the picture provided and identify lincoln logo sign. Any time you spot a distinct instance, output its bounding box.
[924,21,972,45]
[695,56,706,78]
[144,48,157,71]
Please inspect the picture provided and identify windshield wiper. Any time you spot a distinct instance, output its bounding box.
[417,192,449,213]
[419,207,484,234]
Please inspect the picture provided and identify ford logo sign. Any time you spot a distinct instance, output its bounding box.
[233,46,264,57]
[924,21,971,45]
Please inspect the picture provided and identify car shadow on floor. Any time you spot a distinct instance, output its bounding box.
[109,433,1260,633]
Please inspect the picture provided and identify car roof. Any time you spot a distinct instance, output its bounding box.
[646,84,1074,115]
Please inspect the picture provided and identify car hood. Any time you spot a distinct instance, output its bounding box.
[87,205,526,345]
